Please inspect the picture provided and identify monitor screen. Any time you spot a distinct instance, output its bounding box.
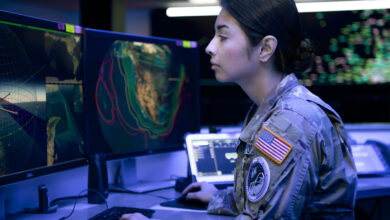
[0,10,86,186]
[84,28,200,159]
[351,144,390,175]
[300,9,390,86]
[190,136,237,176]
[298,9,390,122]
[185,132,239,183]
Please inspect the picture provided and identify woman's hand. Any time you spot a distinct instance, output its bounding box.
[182,182,218,203]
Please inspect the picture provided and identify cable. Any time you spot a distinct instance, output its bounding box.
[58,189,108,220]
[50,195,87,207]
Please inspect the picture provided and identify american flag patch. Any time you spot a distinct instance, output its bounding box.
[254,126,292,165]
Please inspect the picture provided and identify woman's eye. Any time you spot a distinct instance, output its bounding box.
[219,35,227,41]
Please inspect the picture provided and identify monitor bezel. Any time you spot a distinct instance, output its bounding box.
[0,158,87,186]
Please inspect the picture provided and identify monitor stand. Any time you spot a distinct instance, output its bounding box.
[23,185,58,214]
[111,158,175,193]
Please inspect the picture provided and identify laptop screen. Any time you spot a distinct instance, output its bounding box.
[185,133,240,183]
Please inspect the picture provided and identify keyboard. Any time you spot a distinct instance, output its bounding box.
[88,206,155,220]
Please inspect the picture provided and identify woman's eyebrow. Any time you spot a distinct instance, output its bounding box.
[215,24,229,31]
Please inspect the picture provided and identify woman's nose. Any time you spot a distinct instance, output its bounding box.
[205,37,215,56]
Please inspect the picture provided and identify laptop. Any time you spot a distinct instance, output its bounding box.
[184,132,240,187]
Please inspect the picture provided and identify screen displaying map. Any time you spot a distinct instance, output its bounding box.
[85,29,200,156]
[0,11,85,182]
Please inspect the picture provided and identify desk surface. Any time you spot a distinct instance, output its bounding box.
[6,175,390,219]
[6,187,232,220]
[356,175,390,199]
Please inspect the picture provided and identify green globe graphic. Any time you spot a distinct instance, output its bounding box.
[95,40,186,152]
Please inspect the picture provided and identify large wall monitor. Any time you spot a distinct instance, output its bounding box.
[300,9,390,86]
[0,10,86,186]
[298,9,390,122]
[84,28,200,159]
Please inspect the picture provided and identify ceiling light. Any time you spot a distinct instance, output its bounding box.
[188,0,218,4]
[166,6,221,17]
[166,0,390,17]
[297,0,390,13]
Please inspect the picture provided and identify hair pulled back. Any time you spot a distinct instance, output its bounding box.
[220,0,314,73]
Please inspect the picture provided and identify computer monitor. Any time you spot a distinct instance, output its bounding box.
[298,9,390,123]
[0,10,86,186]
[300,9,390,86]
[84,28,200,159]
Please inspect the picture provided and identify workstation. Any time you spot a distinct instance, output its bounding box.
[1,0,390,219]
[3,175,390,219]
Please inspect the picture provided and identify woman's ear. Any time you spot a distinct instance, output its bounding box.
[258,35,278,62]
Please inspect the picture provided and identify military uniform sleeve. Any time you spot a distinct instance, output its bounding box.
[308,119,357,218]
[256,106,356,219]
[207,187,239,216]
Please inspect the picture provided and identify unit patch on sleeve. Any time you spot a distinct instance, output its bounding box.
[254,126,292,165]
[246,157,270,202]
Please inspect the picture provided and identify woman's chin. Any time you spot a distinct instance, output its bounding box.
[215,72,230,83]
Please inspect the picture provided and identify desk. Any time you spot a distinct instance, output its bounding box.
[6,176,390,220]
[356,175,390,199]
[6,188,232,220]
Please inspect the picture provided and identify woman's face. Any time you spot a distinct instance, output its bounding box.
[205,8,259,84]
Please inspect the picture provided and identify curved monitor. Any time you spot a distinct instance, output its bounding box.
[0,10,86,186]
[84,28,200,159]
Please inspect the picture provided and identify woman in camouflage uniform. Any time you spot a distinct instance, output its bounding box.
[121,0,357,219]
[182,0,357,219]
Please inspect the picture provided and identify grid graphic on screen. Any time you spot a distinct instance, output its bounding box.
[0,16,84,179]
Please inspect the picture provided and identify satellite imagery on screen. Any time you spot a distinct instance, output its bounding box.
[0,19,84,178]
[85,30,199,156]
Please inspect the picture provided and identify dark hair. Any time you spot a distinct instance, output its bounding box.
[220,0,314,73]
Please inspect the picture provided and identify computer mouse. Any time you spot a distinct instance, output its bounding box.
[177,187,207,208]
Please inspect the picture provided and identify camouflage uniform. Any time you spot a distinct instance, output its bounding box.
[207,74,357,219]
